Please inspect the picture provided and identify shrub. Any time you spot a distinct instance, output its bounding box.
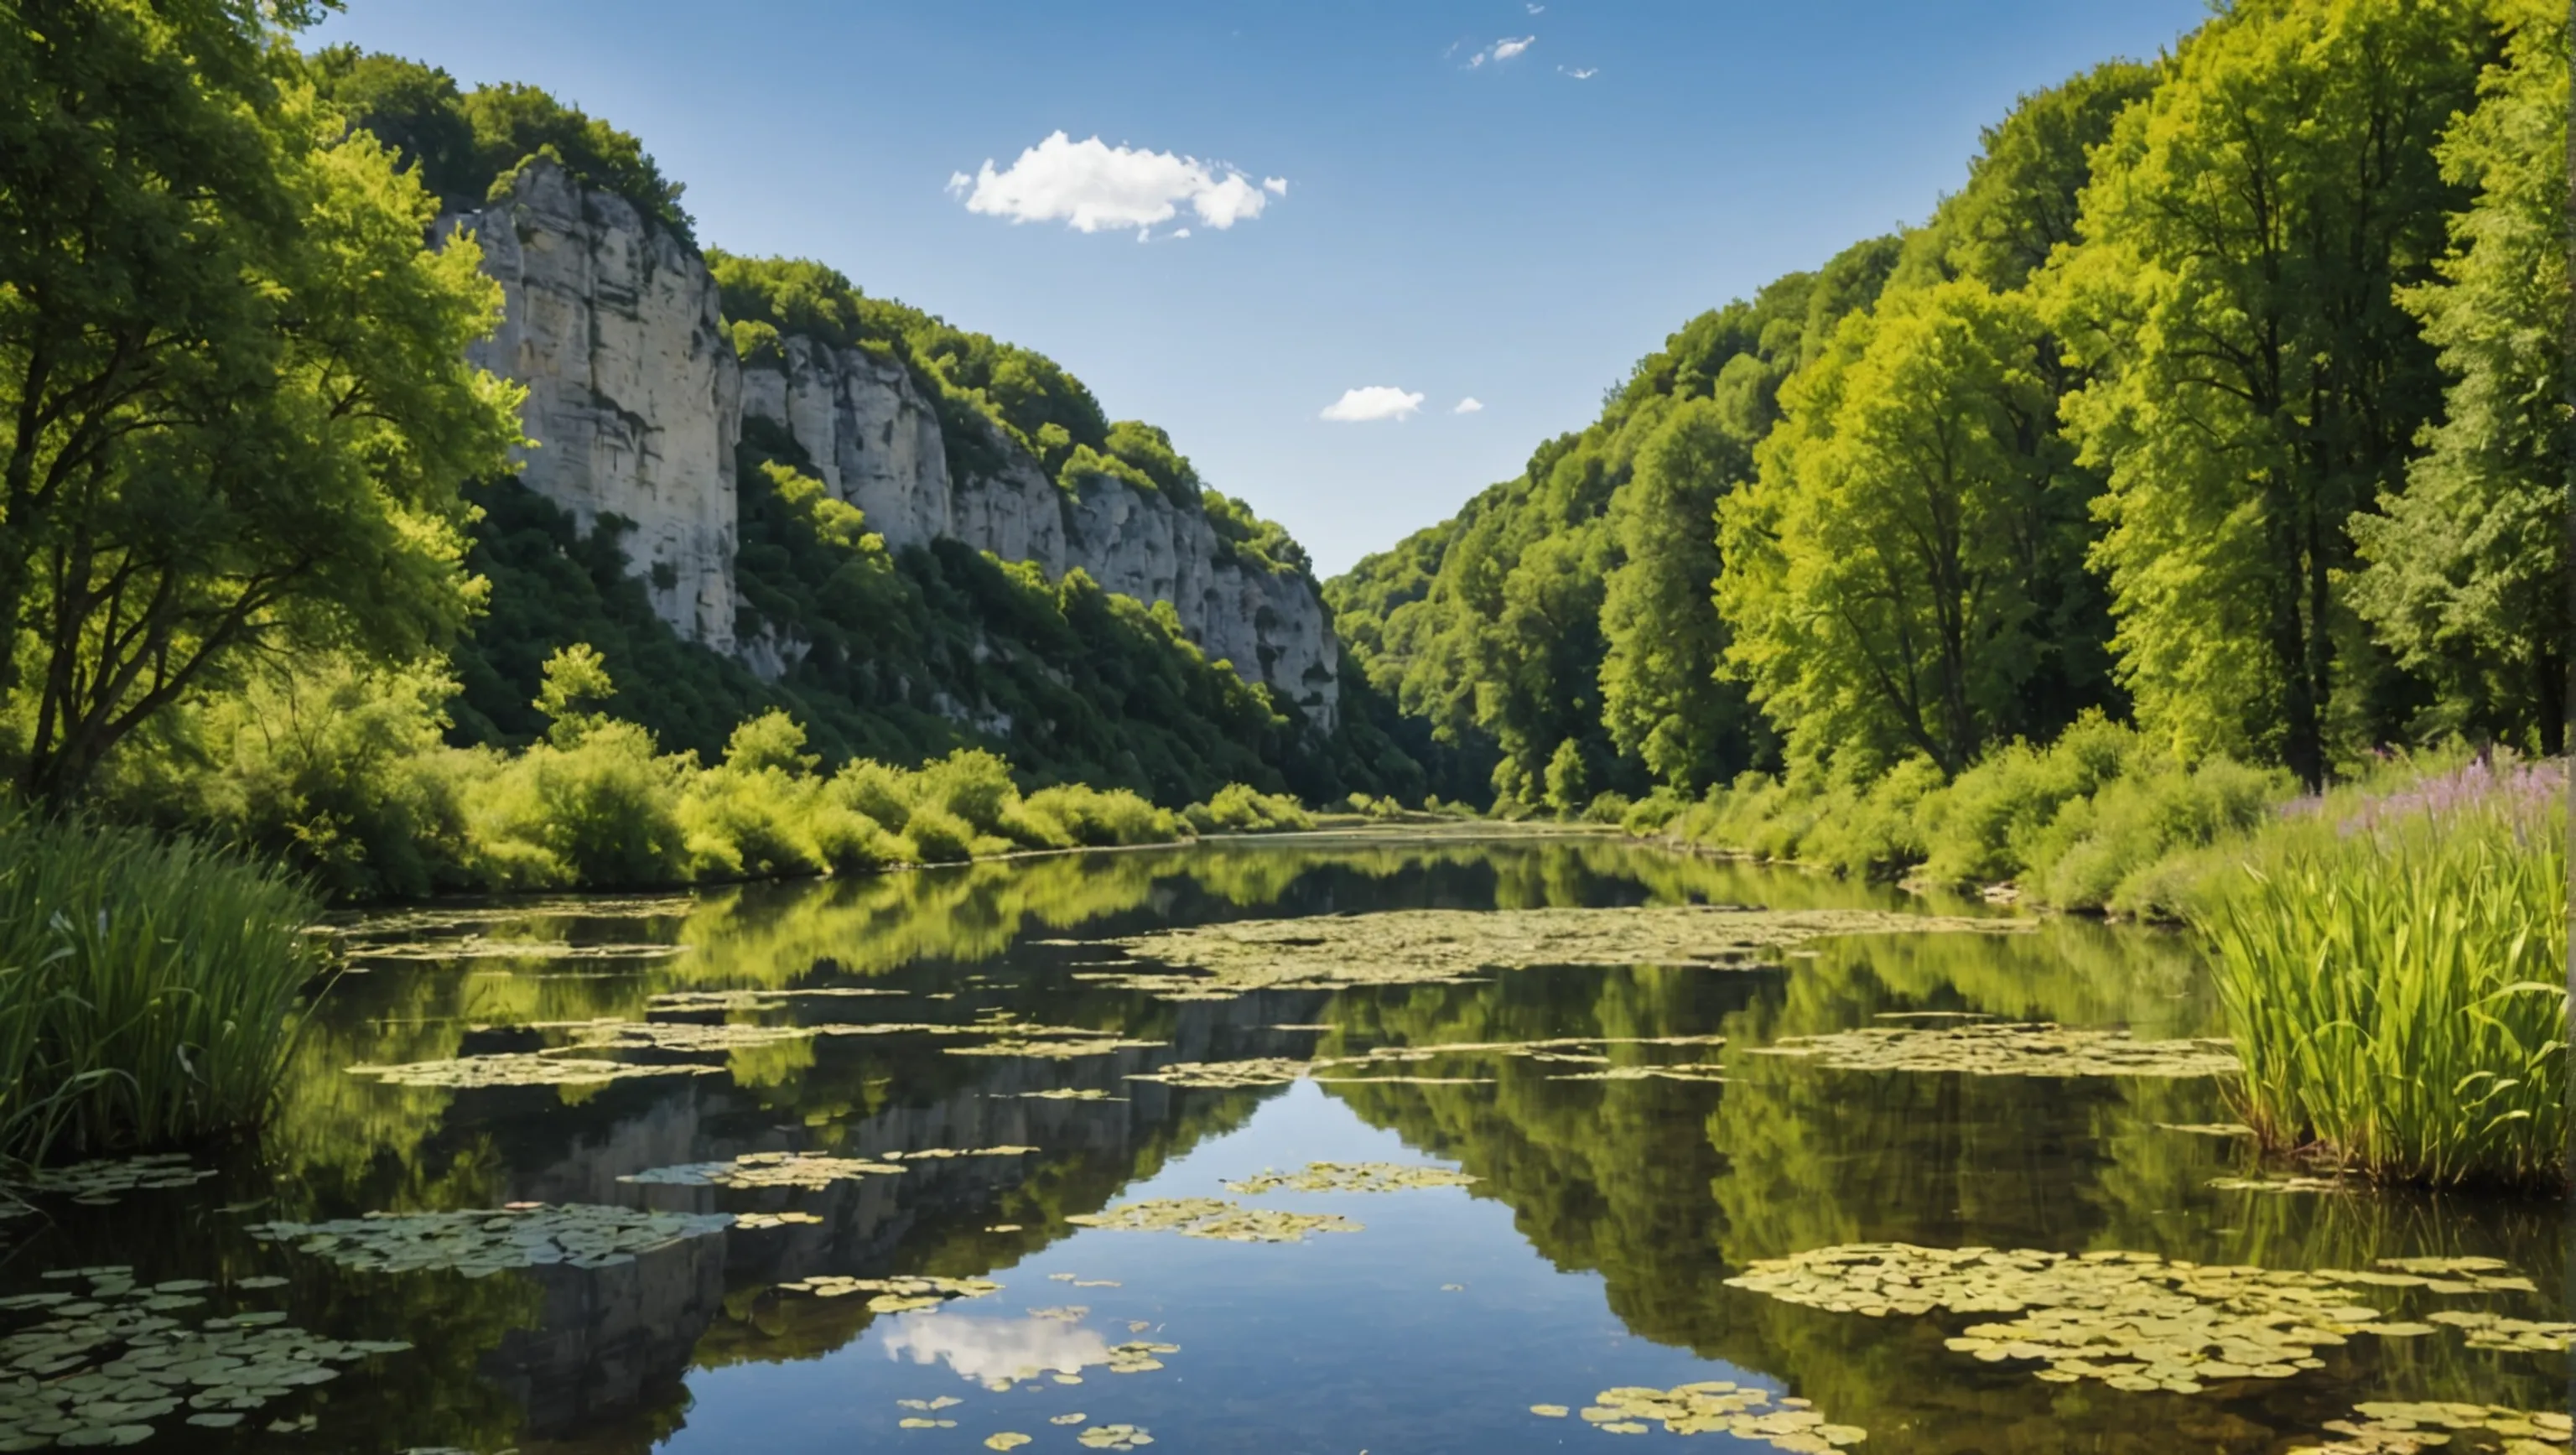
[1185,783,1314,834]
[2199,757,2567,1189]
[1028,785,1177,846]
[0,815,322,1161]
[901,805,976,863]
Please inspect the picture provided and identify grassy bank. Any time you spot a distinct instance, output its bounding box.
[1619,714,2294,916]
[109,647,1312,902]
[2198,758,2567,1192]
[0,816,324,1164]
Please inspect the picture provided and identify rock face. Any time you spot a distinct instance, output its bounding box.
[738,335,1338,729]
[449,158,1337,730]
[442,160,741,652]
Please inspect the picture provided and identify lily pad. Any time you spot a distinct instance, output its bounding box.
[1746,1023,2240,1078]
[1223,1162,1477,1195]
[2423,1310,2576,1354]
[345,1052,722,1089]
[13,1155,216,1206]
[2298,1401,2573,1453]
[1123,1060,1311,1089]
[620,1153,906,1189]
[1065,1198,1360,1244]
[1560,1382,1865,1448]
[1077,1423,1153,1449]
[248,1204,732,1276]
[781,1275,1003,1313]
[1727,1242,2467,1394]
[1099,907,2021,1000]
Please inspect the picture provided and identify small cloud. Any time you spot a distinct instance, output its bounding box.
[1467,50,1486,68]
[1492,35,1535,61]
[1172,227,1192,238]
[951,132,1282,234]
[1320,387,1426,423]
[1453,397,1485,414]
[1559,65,1597,79]
[1527,3,1545,11]
[1263,177,1288,195]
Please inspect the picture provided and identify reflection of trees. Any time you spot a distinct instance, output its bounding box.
[1327,918,2565,1452]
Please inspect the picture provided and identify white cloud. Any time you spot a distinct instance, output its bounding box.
[1263,177,1288,195]
[1560,65,1597,80]
[1466,50,1486,68]
[1527,3,1545,12]
[1172,227,1192,238]
[1492,35,1535,60]
[1453,397,1485,414]
[1321,387,1426,423]
[884,1314,1113,1384]
[950,132,1281,234]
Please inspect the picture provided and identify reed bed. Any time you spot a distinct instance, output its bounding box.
[0,814,324,1163]
[2199,758,2568,1192]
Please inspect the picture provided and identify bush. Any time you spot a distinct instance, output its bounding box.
[901,805,976,863]
[1184,783,1314,834]
[0,815,322,1161]
[2199,757,2567,1189]
[1027,785,1178,846]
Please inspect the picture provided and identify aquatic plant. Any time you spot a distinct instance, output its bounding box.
[1534,1382,1865,1448]
[1223,1162,1478,1195]
[0,815,324,1161]
[619,1152,906,1188]
[1745,1022,2241,1078]
[2199,757,2568,1189]
[248,1204,734,1276]
[1065,1198,1360,1243]
[2300,1401,2572,1453]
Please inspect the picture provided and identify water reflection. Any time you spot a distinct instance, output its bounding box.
[0,833,2561,1454]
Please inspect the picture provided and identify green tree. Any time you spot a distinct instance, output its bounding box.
[2048,0,2487,783]
[1597,398,1755,792]
[533,643,616,746]
[1718,282,2074,776]
[2,10,521,798]
[2350,0,2569,754]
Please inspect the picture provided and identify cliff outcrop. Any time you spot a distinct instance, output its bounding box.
[445,158,1337,730]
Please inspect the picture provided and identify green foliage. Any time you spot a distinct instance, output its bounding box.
[533,644,616,746]
[0,813,322,1160]
[2349,0,2571,756]
[1650,715,2293,910]
[307,48,693,242]
[0,23,522,800]
[2047,0,2487,784]
[2199,760,2568,1189]
[1721,280,2096,777]
[1183,783,1314,834]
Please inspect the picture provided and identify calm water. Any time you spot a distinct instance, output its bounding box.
[3,830,2565,1452]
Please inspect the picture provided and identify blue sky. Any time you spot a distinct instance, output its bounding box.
[313,1,2210,576]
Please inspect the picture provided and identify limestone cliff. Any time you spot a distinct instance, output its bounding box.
[449,158,1338,731]
[441,160,741,652]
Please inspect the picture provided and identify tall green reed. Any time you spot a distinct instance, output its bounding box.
[2198,759,2568,1191]
[0,813,325,1163]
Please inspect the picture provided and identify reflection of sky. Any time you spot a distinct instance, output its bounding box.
[882,1314,1111,1382]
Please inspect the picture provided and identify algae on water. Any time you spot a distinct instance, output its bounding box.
[1745,1023,2240,1078]
[1099,906,2021,1000]
[248,1204,732,1276]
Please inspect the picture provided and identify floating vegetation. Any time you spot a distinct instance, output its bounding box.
[2158,1123,2257,1136]
[1102,907,2018,1000]
[1077,1424,1153,1449]
[2301,1402,2573,1453]
[898,1416,958,1429]
[943,1018,1168,1060]
[13,1154,216,1206]
[344,1053,722,1089]
[734,1213,823,1229]
[883,1147,1040,1160]
[779,1276,1002,1313]
[330,896,695,939]
[1015,1089,1124,1101]
[1066,1198,1361,1244]
[1745,1024,2241,1078]
[1122,1059,1309,1089]
[898,1396,964,1411]
[0,1266,408,1449]
[1546,1065,1731,1083]
[620,1152,905,1188]
[1222,1162,1478,1195]
[1309,1075,1495,1086]
[2424,1311,2576,1353]
[551,1020,849,1052]
[1724,1243,2462,1394]
[646,988,906,1011]
[2365,1257,2538,1293]
[248,1204,732,1276]
[2210,1176,2352,1194]
[1555,1383,1865,1449]
[984,1436,1032,1452]
[344,938,686,962]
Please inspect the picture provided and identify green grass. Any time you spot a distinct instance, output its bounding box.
[2197,759,2568,1192]
[0,814,325,1164]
